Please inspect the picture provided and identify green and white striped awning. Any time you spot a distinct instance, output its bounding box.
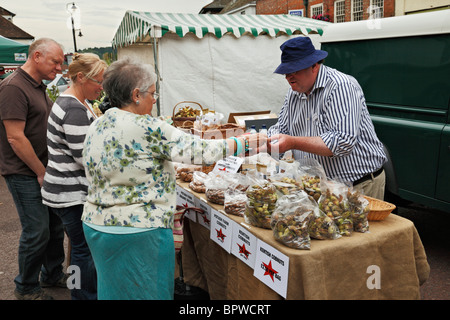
[112,11,330,47]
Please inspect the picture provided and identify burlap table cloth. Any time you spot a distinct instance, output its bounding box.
[178,182,430,300]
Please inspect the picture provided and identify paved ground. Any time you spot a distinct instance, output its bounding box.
[0,176,71,301]
[395,202,450,300]
[0,176,448,300]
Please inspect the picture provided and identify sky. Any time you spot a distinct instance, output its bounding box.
[2,0,212,53]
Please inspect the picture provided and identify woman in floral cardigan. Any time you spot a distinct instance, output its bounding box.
[81,58,264,300]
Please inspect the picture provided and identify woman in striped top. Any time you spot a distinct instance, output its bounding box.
[267,37,387,199]
[41,53,107,300]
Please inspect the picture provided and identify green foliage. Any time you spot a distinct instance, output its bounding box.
[78,47,117,64]
[47,85,60,102]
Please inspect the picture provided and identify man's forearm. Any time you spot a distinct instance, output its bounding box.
[8,136,46,178]
[291,135,333,157]
[4,120,46,184]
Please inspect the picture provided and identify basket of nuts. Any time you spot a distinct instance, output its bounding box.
[172,101,203,129]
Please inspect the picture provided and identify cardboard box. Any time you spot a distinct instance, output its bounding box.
[231,113,278,129]
[227,111,272,124]
[193,124,246,139]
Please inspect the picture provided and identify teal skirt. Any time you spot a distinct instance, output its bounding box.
[83,223,175,300]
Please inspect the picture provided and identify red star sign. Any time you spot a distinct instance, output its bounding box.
[263,260,278,282]
[238,243,251,259]
[215,228,226,242]
[202,215,210,225]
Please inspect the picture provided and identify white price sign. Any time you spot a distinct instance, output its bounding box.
[213,156,244,173]
[210,209,233,253]
[231,222,257,269]
[176,185,197,222]
[253,240,289,298]
[195,197,212,230]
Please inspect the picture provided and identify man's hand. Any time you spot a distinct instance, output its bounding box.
[267,134,293,154]
[267,134,333,157]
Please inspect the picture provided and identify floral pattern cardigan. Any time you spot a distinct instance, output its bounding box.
[82,108,228,229]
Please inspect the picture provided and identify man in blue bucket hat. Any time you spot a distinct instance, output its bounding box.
[267,37,387,199]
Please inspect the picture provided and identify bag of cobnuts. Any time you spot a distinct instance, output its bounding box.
[244,176,278,229]
[224,174,250,217]
[271,191,313,250]
[297,158,327,203]
[204,171,232,205]
[318,180,353,236]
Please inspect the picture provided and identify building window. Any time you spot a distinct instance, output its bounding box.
[370,0,384,18]
[335,0,346,23]
[311,3,323,17]
[352,0,364,21]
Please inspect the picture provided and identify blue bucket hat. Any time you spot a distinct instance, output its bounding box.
[274,37,328,74]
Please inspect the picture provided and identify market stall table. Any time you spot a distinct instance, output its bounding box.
[176,181,430,300]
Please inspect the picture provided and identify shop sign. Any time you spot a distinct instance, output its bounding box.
[231,222,257,269]
[253,241,289,298]
[14,53,27,61]
[210,209,233,252]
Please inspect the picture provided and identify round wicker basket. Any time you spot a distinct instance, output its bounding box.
[172,101,203,128]
[364,196,396,221]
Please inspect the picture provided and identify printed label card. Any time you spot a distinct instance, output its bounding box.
[231,222,257,269]
[176,185,197,222]
[253,240,289,298]
[195,197,212,230]
[213,156,244,173]
[210,209,233,253]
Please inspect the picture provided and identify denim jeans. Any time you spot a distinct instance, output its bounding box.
[4,174,65,295]
[53,205,97,300]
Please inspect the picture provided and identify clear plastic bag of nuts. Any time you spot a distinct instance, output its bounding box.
[204,171,231,205]
[271,192,313,249]
[224,189,247,216]
[224,174,250,217]
[297,158,327,203]
[318,179,353,236]
[189,171,208,193]
[244,175,278,229]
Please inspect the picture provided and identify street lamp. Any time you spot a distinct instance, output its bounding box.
[303,0,309,17]
[66,2,82,52]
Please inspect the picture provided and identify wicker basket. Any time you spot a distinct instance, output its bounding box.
[364,196,396,221]
[172,101,203,128]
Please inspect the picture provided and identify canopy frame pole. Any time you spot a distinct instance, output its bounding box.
[152,35,161,116]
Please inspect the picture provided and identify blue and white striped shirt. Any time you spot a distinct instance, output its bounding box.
[268,65,386,183]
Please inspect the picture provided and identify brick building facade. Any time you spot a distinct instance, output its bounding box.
[256,0,395,22]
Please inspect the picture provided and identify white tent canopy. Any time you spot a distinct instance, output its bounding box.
[112,11,330,118]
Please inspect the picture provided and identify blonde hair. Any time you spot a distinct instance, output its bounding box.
[68,52,107,83]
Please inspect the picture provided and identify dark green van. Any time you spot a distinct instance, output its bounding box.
[319,10,450,213]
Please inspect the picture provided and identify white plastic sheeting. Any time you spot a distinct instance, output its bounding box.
[113,11,329,117]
